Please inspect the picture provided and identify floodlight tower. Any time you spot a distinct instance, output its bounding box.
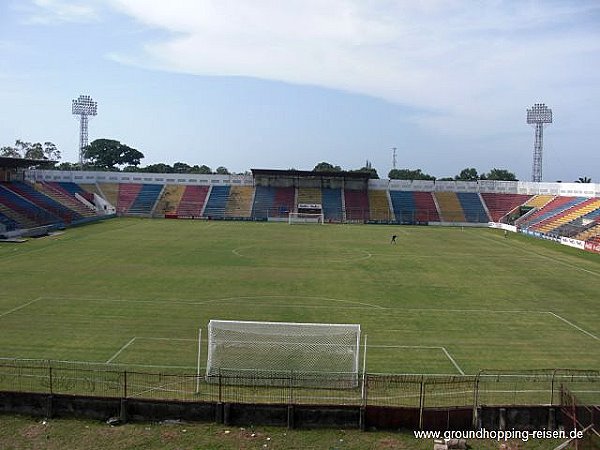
[526,103,552,182]
[392,147,397,170]
[72,95,98,166]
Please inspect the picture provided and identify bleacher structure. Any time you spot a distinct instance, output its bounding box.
[0,162,596,252]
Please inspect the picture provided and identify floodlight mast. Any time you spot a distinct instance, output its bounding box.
[526,103,552,182]
[72,95,98,166]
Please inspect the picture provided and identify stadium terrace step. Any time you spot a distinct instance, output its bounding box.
[480,193,532,222]
[203,185,231,219]
[127,184,163,215]
[434,191,467,223]
[321,188,343,222]
[456,192,489,223]
[345,189,370,222]
[368,190,392,222]
[519,196,586,229]
[225,186,254,218]
[177,185,209,217]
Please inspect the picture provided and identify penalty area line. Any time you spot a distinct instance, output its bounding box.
[106,337,136,364]
[0,297,44,319]
[368,344,465,375]
[547,312,599,341]
[441,347,465,376]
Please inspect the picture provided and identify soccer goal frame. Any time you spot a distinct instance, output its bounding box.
[288,212,325,225]
[204,320,361,387]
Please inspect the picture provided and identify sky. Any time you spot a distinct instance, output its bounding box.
[1,0,599,181]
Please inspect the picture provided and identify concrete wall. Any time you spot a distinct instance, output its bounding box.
[0,391,583,432]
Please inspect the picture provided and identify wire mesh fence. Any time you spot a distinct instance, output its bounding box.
[0,359,598,409]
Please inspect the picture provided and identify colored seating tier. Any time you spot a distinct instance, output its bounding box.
[345,189,369,221]
[0,206,20,231]
[177,186,209,217]
[322,188,343,221]
[56,182,94,203]
[532,198,600,234]
[0,183,62,226]
[389,191,416,223]
[37,182,96,218]
[574,220,600,241]
[434,192,466,222]
[251,186,275,219]
[7,182,81,224]
[203,186,231,218]
[78,183,103,198]
[524,195,555,208]
[368,190,392,221]
[413,192,440,222]
[272,187,295,218]
[553,207,600,238]
[0,197,40,229]
[456,193,489,223]
[518,196,585,229]
[116,184,143,214]
[480,193,531,222]
[98,183,120,208]
[225,186,254,218]
[128,184,163,215]
[155,184,186,214]
[297,188,321,206]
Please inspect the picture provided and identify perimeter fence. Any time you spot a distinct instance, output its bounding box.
[0,359,598,410]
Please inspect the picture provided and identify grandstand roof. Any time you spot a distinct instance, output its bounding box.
[251,168,371,180]
[0,157,56,169]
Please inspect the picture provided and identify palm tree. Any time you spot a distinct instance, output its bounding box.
[575,177,592,183]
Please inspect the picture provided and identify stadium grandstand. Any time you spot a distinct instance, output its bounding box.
[1,160,598,253]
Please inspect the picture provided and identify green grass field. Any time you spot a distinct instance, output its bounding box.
[0,218,598,375]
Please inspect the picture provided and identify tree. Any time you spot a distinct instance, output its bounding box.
[173,162,191,173]
[215,166,230,175]
[141,163,173,173]
[188,164,212,174]
[455,168,479,181]
[351,160,379,179]
[83,139,144,170]
[482,168,517,181]
[0,140,60,161]
[0,146,21,158]
[388,168,435,180]
[575,176,592,183]
[313,162,342,172]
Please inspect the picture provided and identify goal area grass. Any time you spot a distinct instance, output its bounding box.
[0,218,598,375]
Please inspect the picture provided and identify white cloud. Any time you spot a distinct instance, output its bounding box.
[102,0,600,137]
[22,0,100,24]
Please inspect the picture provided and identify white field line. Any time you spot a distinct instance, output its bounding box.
[42,294,386,310]
[547,312,599,341]
[106,337,136,364]
[368,344,465,375]
[441,347,465,376]
[232,246,372,262]
[477,233,600,277]
[135,337,196,342]
[0,297,43,319]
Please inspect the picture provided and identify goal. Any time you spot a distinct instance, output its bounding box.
[288,212,324,224]
[205,320,361,387]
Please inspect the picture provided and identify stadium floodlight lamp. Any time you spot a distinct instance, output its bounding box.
[526,103,552,125]
[526,103,552,183]
[72,95,98,166]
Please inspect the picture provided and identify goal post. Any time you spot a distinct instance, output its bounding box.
[205,320,361,387]
[288,212,324,224]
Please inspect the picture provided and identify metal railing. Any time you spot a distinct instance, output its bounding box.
[0,360,598,410]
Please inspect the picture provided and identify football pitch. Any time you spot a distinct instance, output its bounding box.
[0,218,598,375]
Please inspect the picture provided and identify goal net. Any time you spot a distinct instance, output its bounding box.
[288,212,324,224]
[205,320,361,387]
